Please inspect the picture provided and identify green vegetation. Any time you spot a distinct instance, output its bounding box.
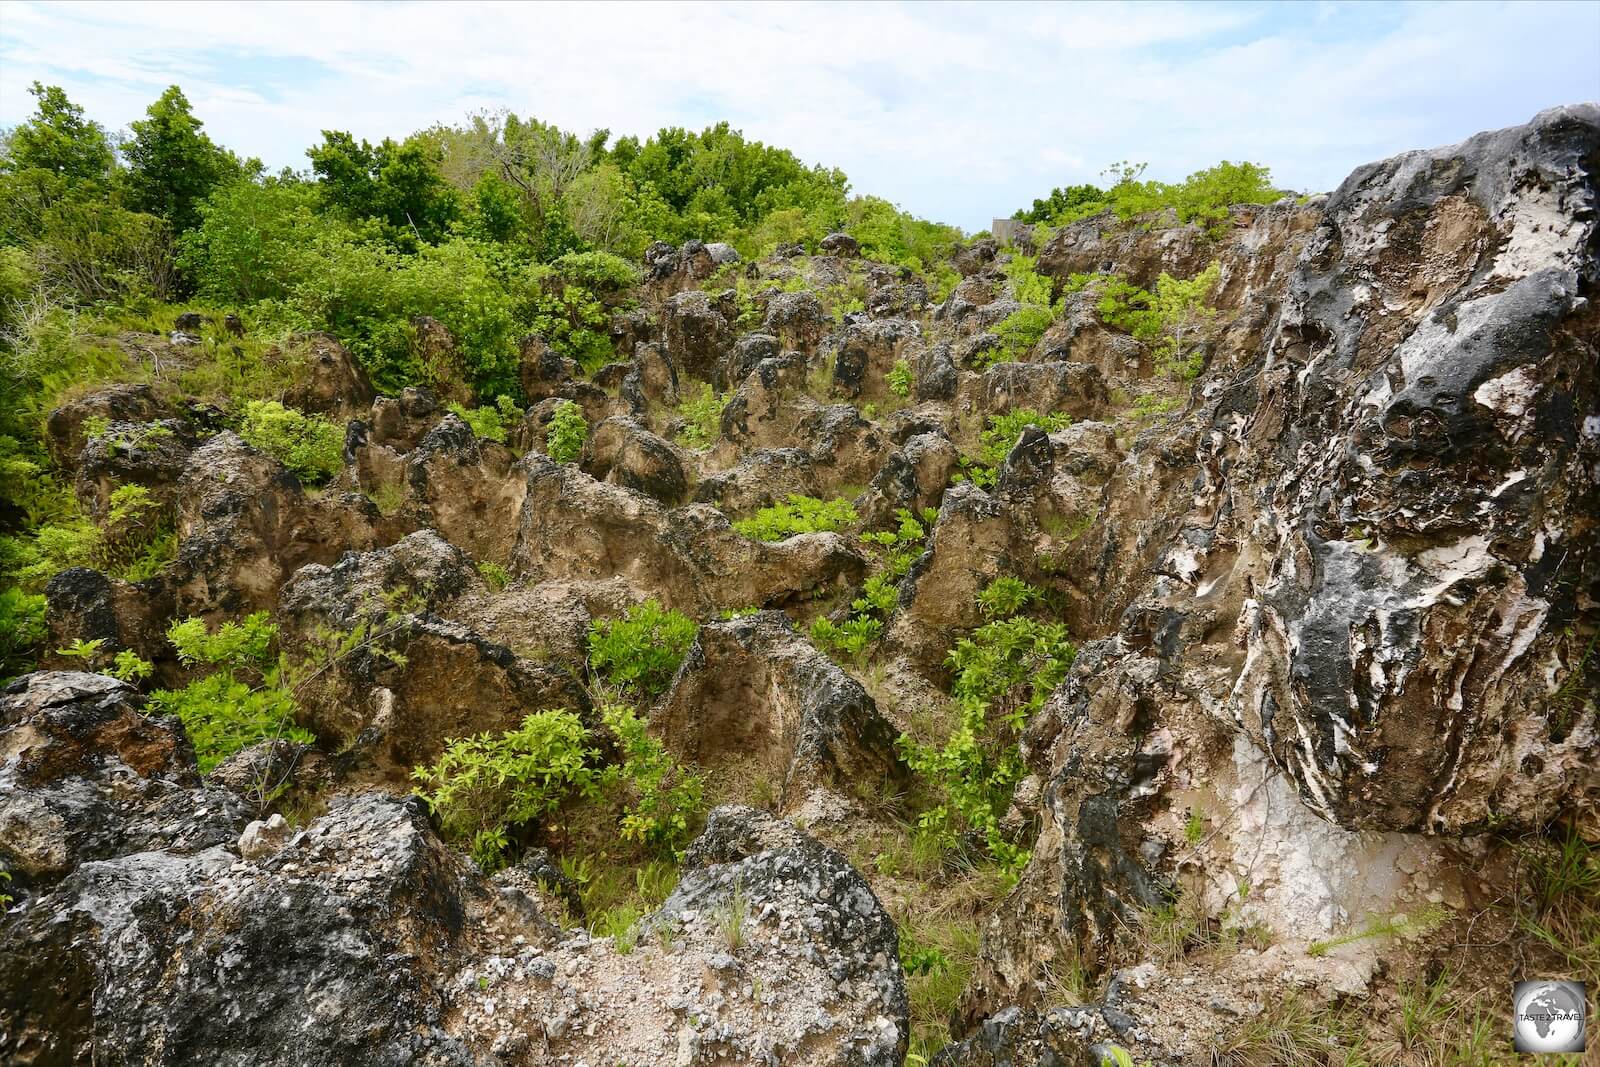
[899,577,1073,885]
[476,560,511,592]
[586,600,698,698]
[1014,160,1285,232]
[734,494,858,542]
[545,399,588,462]
[674,382,726,448]
[411,708,599,869]
[237,400,344,485]
[599,702,705,856]
[149,613,316,772]
[958,408,1073,488]
[450,394,522,444]
[1306,904,1449,958]
[887,358,913,398]
[1082,261,1222,379]
[0,587,47,681]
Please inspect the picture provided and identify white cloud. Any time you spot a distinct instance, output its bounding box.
[1,0,1596,230]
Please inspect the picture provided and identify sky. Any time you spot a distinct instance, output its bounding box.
[1,0,1596,232]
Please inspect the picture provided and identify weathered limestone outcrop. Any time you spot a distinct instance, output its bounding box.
[0,676,907,1067]
[949,103,1600,1053]
[654,612,908,813]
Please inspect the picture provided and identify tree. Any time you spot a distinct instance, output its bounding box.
[307,131,458,248]
[1014,182,1105,224]
[1,83,115,183]
[123,85,243,233]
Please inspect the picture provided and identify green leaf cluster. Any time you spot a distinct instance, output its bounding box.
[586,600,698,698]
[411,709,598,870]
[237,400,344,485]
[545,399,588,462]
[150,612,314,772]
[898,577,1073,885]
[959,409,1073,488]
[674,382,727,448]
[734,494,858,542]
[450,394,522,444]
[599,703,705,856]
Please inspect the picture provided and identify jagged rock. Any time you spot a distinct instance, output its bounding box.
[278,531,588,770]
[662,289,734,384]
[705,241,740,265]
[820,232,860,257]
[44,383,170,467]
[517,333,580,403]
[0,672,246,887]
[888,483,1012,668]
[367,386,441,450]
[763,290,831,354]
[952,239,999,278]
[914,341,960,401]
[42,568,176,681]
[970,361,1110,420]
[608,306,653,359]
[73,417,194,520]
[724,331,781,388]
[719,351,814,449]
[620,340,680,412]
[931,1006,1096,1067]
[401,414,525,564]
[1,736,906,1067]
[832,318,921,399]
[512,454,867,614]
[579,415,689,504]
[171,432,377,619]
[866,266,929,318]
[282,332,376,416]
[694,447,821,513]
[655,613,908,812]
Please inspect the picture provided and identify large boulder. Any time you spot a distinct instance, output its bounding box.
[662,289,734,385]
[44,383,171,468]
[653,613,909,813]
[970,361,1110,421]
[512,455,868,615]
[277,532,589,771]
[282,332,375,416]
[171,432,377,619]
[0,672,247,888]
[579,416,690,505]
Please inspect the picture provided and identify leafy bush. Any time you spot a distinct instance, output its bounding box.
[988,305,1055,366]
[545,399,587,462]
[238,400,343,485]
[476,560,511,592]
[674,383,726,448]
[810,615,883,661]
[599,702,704,856]
[1014,160,1284,231]
[149,613,314,772]
[0,587,47,680]
[411,709,598,869]
[450,394,522,444]
[1089,262,1221,379]
[976,576,1040,620]
[899,578,1074,884]
[524,251,639,372]
[587,600,698,698]
[887,359,912,398]
[734,494,858,542]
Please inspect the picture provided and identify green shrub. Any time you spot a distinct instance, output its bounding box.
[899,579,1074,884]
[238,400,343,485]
[810,615,883,661]
[476,560,511,592]
[734,494,858,542]
[587,600,698,697]
[0,587,48,680]
[1014,160,1284,231]
[523,251,639,373]
[987,304,1055,366]
[976,576,1041,620]
[545,400,587,462]
[450,394,521,443]
[149,612,314,772]
[1088,262,1220,379]
[599,702,704,856]
[674,383,726,448]
[887,359,912,398]
[411,709,598,870]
